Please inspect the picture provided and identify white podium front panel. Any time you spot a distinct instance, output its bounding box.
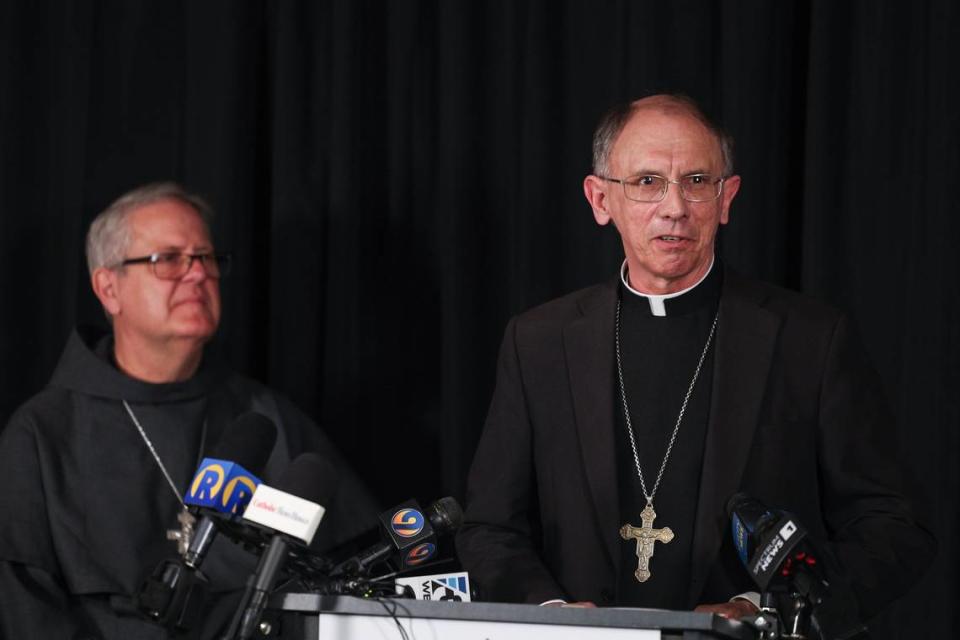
[319,613,658,640]
[274,594,755,640]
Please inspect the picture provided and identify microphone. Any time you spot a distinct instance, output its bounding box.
[182,412,278,568]
[227,453,339,640]
[136,412,277,631]
[726,493,805,592]
[329,497,463,579]
[726,493,867,640]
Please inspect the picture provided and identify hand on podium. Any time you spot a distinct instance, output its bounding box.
[694,599,758,620]
[541,601,597,608]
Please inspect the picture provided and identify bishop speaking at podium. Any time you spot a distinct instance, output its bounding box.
[455,94,935,628]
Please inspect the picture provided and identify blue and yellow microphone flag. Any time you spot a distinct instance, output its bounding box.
[184,457,263,516]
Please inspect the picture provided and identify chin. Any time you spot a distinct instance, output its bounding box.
[172,320,218,342]
[652,259,698,281]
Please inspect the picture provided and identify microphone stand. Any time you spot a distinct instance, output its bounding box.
[222,536,289,640]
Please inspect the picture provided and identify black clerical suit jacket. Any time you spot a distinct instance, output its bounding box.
[456,269,934,619]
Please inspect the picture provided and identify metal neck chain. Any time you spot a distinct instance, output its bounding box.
[123,399,185,507]
[614,300,719,505]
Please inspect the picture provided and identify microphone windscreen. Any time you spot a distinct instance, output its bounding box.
[427,496,464,534]
[725,492,752,518]
[275,453,339,508]
[210,412,278,475]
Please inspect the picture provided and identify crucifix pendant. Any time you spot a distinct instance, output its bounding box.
[620,502,674,583]
[166,506,196,557]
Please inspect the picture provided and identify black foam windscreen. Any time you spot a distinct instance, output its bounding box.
[274,452,339,508]
[210,412,278,475]
[427,496,463,534]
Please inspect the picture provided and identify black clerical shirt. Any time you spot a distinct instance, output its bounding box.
[614,262,722,608]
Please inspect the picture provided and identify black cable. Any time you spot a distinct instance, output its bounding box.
[374,598,412,640]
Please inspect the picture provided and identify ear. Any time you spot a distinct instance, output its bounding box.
[719,174,741,225]
[91,267,122,317]
[583,175,613,226]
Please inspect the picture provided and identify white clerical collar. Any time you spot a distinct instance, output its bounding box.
[619,258,716,317]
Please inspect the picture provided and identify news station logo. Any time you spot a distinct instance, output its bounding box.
[242,484,325,544]
[395,572,471,602]
[731,514,749,565]
[247,499,311,525]
[185,458,261,515]
[391,508,425,537]
[779,521,798,540]
[404,542,436,566]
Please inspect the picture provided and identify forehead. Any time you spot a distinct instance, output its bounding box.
[126,198,212,250]
[609,106,723,174]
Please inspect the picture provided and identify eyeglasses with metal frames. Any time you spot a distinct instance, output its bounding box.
[117,252,233,280]
[598,174,726,203]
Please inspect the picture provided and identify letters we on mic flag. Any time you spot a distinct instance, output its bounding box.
[395,571,471,602]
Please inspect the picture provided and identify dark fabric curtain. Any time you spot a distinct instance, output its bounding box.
[1,1,956,636]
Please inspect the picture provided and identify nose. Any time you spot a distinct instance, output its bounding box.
[181,255,209,282]
[657,180,688,219]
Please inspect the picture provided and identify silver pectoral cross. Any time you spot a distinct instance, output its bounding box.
[620,502,674,583]
[166,506,196,557]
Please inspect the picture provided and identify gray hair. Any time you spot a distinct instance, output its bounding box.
[85,182,213,275]
[591,94,735,178]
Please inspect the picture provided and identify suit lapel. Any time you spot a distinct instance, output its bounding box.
[687,272,781,604]
[563,281,620,570]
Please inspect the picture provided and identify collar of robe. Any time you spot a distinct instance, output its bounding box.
[48,325,224,403]
[619,257,722,317]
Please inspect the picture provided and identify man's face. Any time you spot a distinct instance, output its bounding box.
[584,105,740,293]
[107,199,221,346]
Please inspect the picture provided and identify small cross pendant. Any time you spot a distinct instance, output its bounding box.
[166,506,196,556]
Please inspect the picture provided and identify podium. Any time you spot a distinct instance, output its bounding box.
[269,594,756,640]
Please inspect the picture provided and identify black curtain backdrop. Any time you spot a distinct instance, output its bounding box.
[1,1,957,637]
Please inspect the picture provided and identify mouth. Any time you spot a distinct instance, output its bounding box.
[173,298,208,308]
[654,234,692,244]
